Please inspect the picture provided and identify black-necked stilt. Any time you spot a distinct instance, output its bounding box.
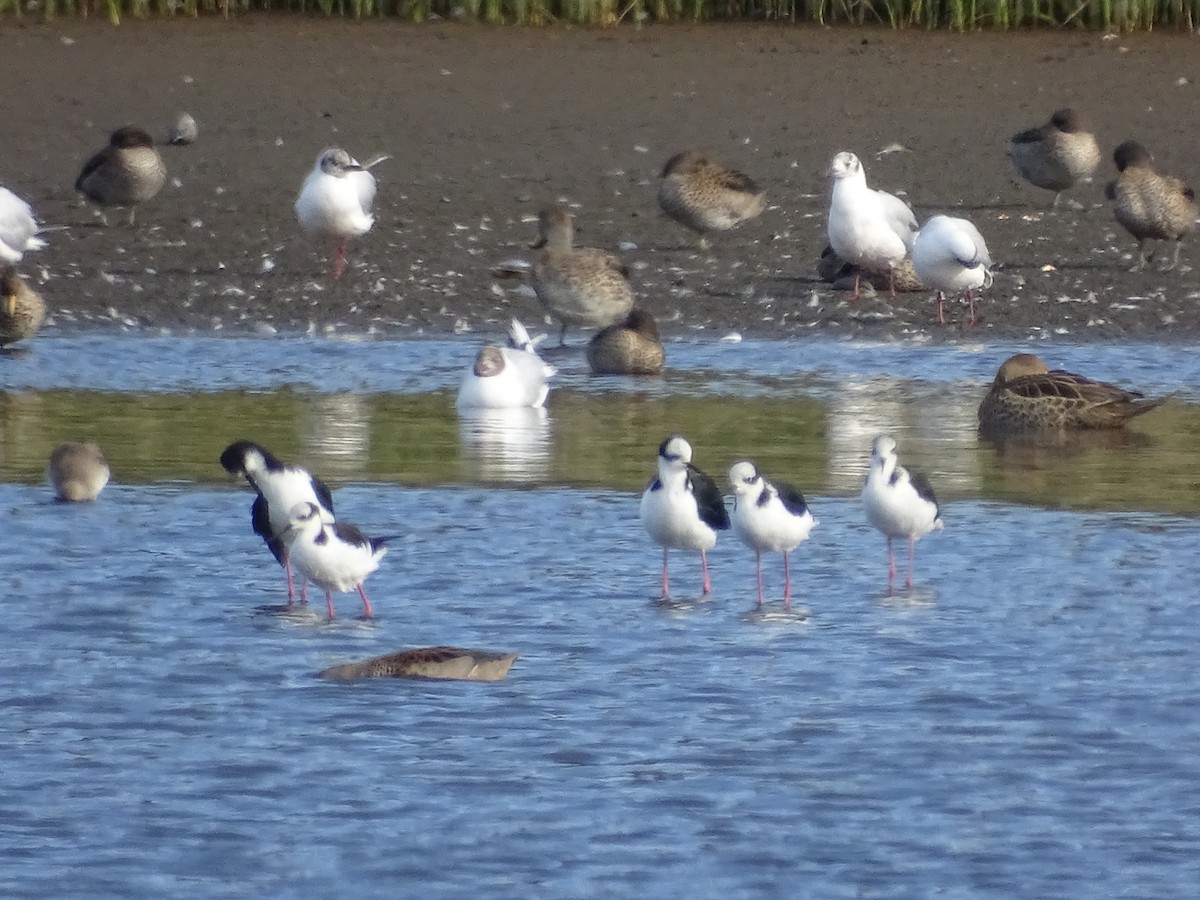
[281,501,394,620]
[728,460,817,608]
[861,435,943,589]
[220,440,335,604]
[294,147,385,279]
[456,319,556,410]
[47,441,110,502]
[74,126,166,227]
[639,434,730,598]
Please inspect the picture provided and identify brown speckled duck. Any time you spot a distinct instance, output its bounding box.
[586,308,665,376]
[978,354,1163,433]
[1104,140,1197,271]
[75,126,166,226]
[0,265,46,347]
[319,646,520,681]
[658,151,766,248]
[47,441,111,502]
[529,205,633,345]
[1009,109,1101,207]
[817,245,924,294]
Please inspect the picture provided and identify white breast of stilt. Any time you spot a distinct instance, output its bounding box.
[640,467,719,552]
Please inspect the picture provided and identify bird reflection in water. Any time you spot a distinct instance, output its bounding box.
[457,407,553,484]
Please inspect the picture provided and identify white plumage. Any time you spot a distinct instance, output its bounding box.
[911,214,993,325]
[640,434,730,598]
[0,186,46,264]
[861,435,943,590]
[294,147,384,278]
[826,151,917,297]
[728,461,817,608]
[282,501,391,620]
[456,319,556,410]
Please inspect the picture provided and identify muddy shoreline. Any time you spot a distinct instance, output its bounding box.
[2,19,1199,342]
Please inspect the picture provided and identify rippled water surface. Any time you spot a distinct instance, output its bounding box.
[3,334,1200,897]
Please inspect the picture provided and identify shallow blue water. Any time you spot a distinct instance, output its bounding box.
[6,332,1200,400]
[2,335,1199,897]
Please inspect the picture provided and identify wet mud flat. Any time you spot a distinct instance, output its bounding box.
[2,19,1198,340]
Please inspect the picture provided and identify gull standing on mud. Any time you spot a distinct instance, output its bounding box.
[640,434,730,599]
[0,186,47,263]
[220,440,336,604]
[911,214,993,326]
[728,461,817,609]
[861,435,942,590]
[74,126,166,226]
[281,501,395,621]
[1104,140,1197,271]
[0,266,46,348]
[586,308,665,376]
[295,147,385,279]
[456,319,556,410]
[826,151,918,299]
[526,204,634,346]
[977,353,1164,434]
[47,441,110,502]
[1008,108,1101,208]
[657,150,766,248]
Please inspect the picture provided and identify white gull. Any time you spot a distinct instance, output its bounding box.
[826,151,917,298]
[911,214,993,326]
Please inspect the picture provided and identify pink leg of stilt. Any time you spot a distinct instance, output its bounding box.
[357,584,374,619]
[782,551,792,608]
[284,553,296,605]
[332,239,347,279]
[299,580,308,606]
[660,547,670,599]
[700,549,713,596]
[966,289,977,326]
[906,537,917,589]
[886,537,896,585]
[887,268,897,299]
[852,271,861,301]
[755,552,764,608]
[325,591,336,620]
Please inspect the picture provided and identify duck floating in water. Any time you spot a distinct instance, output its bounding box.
[586,308,665,376]
[1008,108,1100,208]
[75,126,166,226]
[657,150,766,248]
[1105,140,1197,271]
[47,441,111,502]
[978,353,1164,434]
